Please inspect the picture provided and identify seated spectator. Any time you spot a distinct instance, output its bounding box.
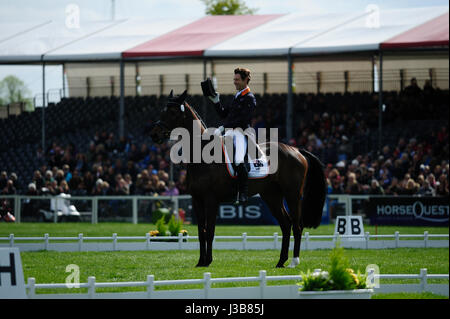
[368,179,384,195]
[59,180,70,194]
[32,170,45,190]
[386,177,401,196]
[115,178,129,195]
[163,181,179,196]
[345,172,362,194]
[91,179,104,196]
[1,180,16,195]
[401,178,419,195]
[418,180,435,197]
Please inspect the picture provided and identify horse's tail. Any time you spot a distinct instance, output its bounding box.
[298,149,327,228]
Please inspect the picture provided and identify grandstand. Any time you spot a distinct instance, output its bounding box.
[0,7,448,198]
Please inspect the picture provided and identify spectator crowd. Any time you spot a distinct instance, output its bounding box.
[1,78,448,199]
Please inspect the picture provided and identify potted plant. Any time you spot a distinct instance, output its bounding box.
[297,244,374,299]
[149,215,188,242]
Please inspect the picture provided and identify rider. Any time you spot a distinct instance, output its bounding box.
[205,67,256,204]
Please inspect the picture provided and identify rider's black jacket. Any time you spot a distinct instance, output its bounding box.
[214,88,256,129]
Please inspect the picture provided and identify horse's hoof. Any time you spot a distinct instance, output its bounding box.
[196,261,207,267]
[276,263,285,268]
[287,257,300,268]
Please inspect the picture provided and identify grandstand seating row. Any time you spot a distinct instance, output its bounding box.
[0,90,448,192]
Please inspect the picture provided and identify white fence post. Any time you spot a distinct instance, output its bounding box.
[420,268,427,293]
[92,197,98,224]
[132,197,138,225]
[395,231,399,248]
[365,232,370,250]
[178,232,183,249]
[242,233,247,250]
[9,234,14,247]
[44,233,49,250]
[78,233,83,252]
[204,272,211,299]
[304,232,309,250]
[88,276,96,299]
[146,275,154,299]
[273,232,278,249]
[112,233,117,251]
[146,232,151,250]
[27,277,35,299]
[259,270,266,299]
[424,231,428,248]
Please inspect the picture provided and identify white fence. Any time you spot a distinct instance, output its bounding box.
[0,194,192,224]
[2,232,448,252]
[25,268,449,299]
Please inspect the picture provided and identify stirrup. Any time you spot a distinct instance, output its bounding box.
[234,192,248,205]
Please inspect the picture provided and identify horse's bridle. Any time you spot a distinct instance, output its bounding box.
[152,101,187,141]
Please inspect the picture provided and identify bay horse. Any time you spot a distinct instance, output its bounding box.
[150,90,326,268]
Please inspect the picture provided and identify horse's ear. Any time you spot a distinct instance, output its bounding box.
[168,89,174,99]
[178,89,188,102]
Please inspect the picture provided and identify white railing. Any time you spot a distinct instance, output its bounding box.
[0,194,191,224]
[2,232,448,252]
[25,268,449,299]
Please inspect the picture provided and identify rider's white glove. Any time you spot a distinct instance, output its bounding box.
[208,92,220,104]
[214,125,224,136]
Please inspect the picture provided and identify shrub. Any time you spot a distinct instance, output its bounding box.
[152,208,171,224]
[155,216,168,236]
[298,243,367,291]
[167,215,183,236]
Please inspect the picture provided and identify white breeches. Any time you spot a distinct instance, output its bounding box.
[224,129,247,164]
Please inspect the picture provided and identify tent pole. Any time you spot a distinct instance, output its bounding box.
[42,61,46,152]
[119,59,125,139]
[62,63,66,98]
[378,51,383,153]
[286,50,293,141]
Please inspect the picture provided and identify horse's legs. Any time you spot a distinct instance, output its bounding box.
[285,193,304,268]
[193,197,207,267]
[204,198,219,267]
[261,190,291,268]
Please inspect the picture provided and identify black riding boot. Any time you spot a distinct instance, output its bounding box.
[235,163,249,204]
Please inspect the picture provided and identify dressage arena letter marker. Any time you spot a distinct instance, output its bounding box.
[0,248,26,298]
[334,216,365,241]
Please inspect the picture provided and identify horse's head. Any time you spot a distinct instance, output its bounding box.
[150,89,188,144]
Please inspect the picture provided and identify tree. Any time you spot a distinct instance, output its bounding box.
[201,0,258,15]
[0,75,32,109]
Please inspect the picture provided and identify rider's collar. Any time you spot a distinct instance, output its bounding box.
[235,86,250,98]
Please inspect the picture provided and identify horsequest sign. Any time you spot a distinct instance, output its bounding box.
[368,196,449,226]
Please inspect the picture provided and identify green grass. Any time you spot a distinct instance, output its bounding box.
[21,248,448,297]
[4,222,448,299]
[1,222,448,237]
[372,292,448,299]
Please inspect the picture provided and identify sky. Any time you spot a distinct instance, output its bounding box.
[0,0,448,104]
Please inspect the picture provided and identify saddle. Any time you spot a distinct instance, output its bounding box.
[222,137,270,179]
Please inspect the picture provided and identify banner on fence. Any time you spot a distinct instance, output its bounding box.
[215,197,278,225]
[0,247,26,299]
[368,196,449,226]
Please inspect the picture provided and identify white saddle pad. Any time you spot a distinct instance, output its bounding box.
[222,142,270,179]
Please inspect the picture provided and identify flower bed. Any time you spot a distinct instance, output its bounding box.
[297,243,374,299]
[149,215,188,242]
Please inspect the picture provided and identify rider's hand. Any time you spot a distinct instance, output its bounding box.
[214,125,224,136]
[208,92,220,104]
